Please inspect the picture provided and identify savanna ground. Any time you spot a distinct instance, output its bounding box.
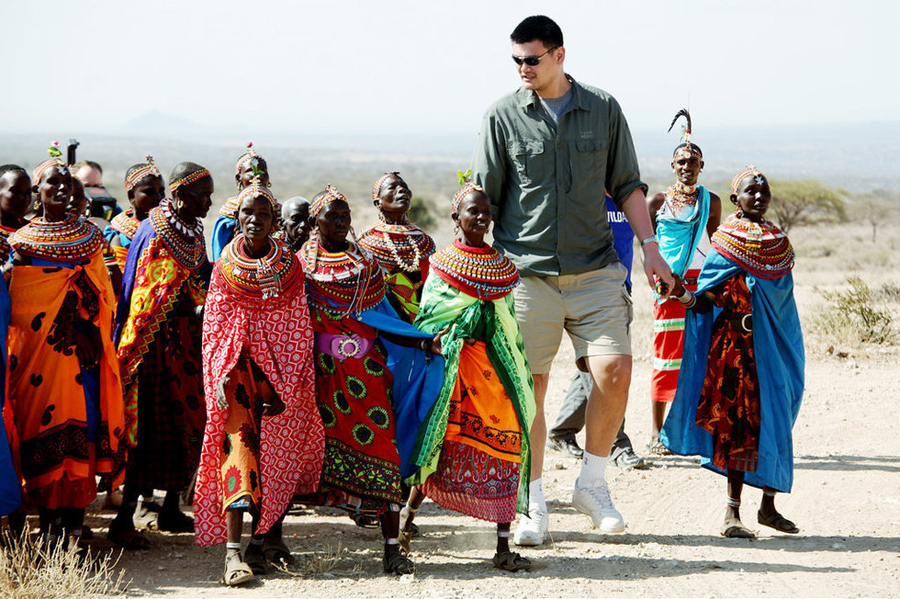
[6,201,900,598]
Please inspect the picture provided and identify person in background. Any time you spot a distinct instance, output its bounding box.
[211,143,270,262]
[646,109,721,454]
[73,159,122,222]
[276,196,312,252]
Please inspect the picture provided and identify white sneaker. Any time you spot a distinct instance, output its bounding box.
[513,502,549,546]
[572,480,626,533]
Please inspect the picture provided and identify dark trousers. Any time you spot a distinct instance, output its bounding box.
[549,370,633,457]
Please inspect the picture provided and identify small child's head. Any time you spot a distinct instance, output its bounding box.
[0,165,32,222]
[372,172,411,223]
[730,165,770,222]
[234,143,269,190]
[125,156,166,218]
[169,162,213,220]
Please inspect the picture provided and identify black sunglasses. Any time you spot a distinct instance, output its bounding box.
[511,47,558,67]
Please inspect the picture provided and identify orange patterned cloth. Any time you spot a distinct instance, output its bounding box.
[7,255,124,508]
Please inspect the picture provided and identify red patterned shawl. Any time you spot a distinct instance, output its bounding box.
[194,243,321,546]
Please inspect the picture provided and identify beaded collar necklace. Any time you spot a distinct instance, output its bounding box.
[359,223,436,273]
[430,239,520,301]
[0,225,18,262]
[220,235,301,301]
[711,213,794,279]
[304,240,385,315]
[664,181,700,214]
[109,210,142,241]
[9,217,104,263]
[150,199,206,269]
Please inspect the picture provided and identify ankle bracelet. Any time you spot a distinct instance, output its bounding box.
[726,498,741,507]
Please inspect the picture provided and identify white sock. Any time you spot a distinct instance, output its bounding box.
[529,478,545,508]
[577,451,608,488]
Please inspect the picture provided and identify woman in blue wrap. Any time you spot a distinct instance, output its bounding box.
[662,166,804,539]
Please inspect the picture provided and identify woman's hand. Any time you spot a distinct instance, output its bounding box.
[215,375,231,412]
[668,274,685,298]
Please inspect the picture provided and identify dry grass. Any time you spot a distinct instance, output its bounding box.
[273,543,363,578]
[0,533,127,598]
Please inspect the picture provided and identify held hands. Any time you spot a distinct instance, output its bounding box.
[668,273,686,299]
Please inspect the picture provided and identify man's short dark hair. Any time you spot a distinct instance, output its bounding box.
[511,15,564,48]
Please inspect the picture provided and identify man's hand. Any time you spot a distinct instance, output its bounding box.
[641,242,674,291]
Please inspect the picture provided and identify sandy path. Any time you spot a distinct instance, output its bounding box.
[94,353,899,598]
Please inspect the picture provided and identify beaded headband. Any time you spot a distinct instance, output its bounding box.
[372,171,400,202]
[32,141,68,184]
[236,176,279,212]
[731,165,765,195]
[125,155,163,192]
[169,167,211,195]
[668,109,702,159]
[234,142,263,176]
[452,170,485,213]
[311,184,349,219]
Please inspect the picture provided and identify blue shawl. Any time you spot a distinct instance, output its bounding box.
[210,216,236,263]
[660,249,805,492]
[657,185,710,278]
[322,297,445,479]
[0,276,21,516]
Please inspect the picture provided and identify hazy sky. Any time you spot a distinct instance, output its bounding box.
[3,0,898,139]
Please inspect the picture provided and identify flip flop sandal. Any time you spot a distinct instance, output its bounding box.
[758,510,800,534]
[647,439,673,456]
[493,551,532,572]
[383,551,415,575]
[107,525,151,550]
[263,539,296,567]
[720,519,756,539]
[243,544,268,575]
[223,553,254,586]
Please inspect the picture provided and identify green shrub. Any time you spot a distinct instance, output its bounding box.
[815,276,895,345]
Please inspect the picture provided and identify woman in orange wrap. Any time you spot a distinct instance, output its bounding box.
[7,144,124,550]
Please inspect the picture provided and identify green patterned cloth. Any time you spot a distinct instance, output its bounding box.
[409,275,535,513]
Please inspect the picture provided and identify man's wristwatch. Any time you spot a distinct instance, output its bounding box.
[640,235,658,247]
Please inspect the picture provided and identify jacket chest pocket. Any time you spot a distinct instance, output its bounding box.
[573,139,607,173]
[508,140,546,187]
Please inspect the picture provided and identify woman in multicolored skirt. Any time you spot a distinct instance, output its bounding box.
[300,184,444,575]
[402,176,535,572]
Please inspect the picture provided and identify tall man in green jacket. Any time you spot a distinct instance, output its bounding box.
[471,15,673,545]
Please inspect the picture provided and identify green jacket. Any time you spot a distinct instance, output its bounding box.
[470,76,647,277]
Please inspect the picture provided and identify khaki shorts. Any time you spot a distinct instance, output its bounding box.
[513,263,633,374]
